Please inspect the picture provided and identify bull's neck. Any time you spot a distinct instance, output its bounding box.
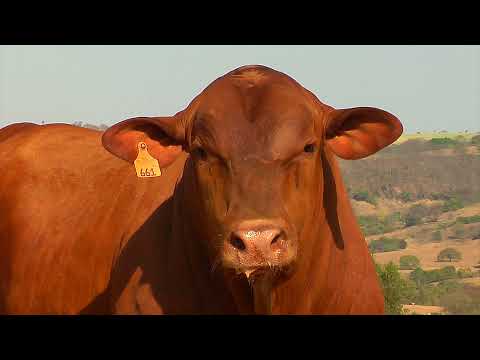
[269,149,373,314]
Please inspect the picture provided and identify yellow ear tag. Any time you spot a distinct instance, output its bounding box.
[134,142,162,178]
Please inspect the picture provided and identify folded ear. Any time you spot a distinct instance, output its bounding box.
[102,115,186,167]
[325,107,403,160]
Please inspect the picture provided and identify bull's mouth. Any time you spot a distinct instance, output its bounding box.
[236,267,268,280]
[233,263,295,284]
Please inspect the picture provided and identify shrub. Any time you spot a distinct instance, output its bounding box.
[432,230,442,242]
[439,286,480,314]
[437,266,457,281]
[437,279,463,293]
[442,198,464,212]
[409,266,458,284]
[429,137,459,147]
[457,267,474,279]
[471,134,480,145]
[399,275,480,314]
[431,193,450,201]
[404,204,437,227]
[437,248,462,262]
[457,215,480,224]
[437,221,457,231]
[404,213,422,227]
[399,255,420,270]
[358,216,385,236]
[383,212,404,230]
[357,215,400,236]
[452,224,466,239]
[369,237,407,253]
[399,192,413,203]
[352,190,377,205]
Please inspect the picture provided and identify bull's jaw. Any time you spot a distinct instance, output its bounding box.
[228,263,295,314]
[229,267,274,314]
[234,263,296,314]
[242,269,275,315]
[250,275,273,314]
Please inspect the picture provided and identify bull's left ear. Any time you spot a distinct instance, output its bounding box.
[325,107,403,160]
[101,114,186,167]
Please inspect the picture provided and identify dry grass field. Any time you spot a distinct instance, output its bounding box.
[402,304,446,315]
[363,202,480,270]
[372,239,480,271]
[460,277,480,286]
[394,131,480,144]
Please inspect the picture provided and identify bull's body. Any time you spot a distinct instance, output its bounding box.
[0,65,402,314]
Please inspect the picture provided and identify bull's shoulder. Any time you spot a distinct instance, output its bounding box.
[0,122,187,235]
[0,122,40,143]
[0,122,187,211]
[0,123,104,166]
[0,123,188,313]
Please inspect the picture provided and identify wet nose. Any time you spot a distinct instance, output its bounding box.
[229,221,287,256]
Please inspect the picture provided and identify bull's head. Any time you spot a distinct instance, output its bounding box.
[102,65,402,287]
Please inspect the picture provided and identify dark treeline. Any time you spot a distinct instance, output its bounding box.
[71,121,109,131]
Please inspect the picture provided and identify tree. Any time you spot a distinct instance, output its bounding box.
[437,248,462,262]
[410,267,427,285]
[399,255,420,270]
[374,261,408,314]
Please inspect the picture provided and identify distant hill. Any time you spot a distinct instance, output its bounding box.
[339,133,480,204]
[341,132,480,271]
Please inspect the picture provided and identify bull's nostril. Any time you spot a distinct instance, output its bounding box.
[271,232,283,246]
[230,234,246,251]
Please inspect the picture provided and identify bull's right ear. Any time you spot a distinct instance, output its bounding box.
[101,115,186,168]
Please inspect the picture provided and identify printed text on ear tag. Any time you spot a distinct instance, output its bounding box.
[134,142,162,178]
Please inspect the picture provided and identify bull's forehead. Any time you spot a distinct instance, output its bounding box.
[192,71,316,160]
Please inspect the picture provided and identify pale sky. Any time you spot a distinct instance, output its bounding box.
[1,45,479,133]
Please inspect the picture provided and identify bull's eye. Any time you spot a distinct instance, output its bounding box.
[195,147,208,161]
[304,143,316,153]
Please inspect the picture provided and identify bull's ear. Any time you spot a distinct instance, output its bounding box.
[325,107,403,160]
[101,115,186,167]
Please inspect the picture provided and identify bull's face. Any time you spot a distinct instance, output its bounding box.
[103,65,402,280]
[186,78,322,276]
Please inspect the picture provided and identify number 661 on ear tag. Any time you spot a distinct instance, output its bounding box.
[134,142,162,178]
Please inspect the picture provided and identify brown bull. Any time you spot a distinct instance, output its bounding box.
[0,65,402,314]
